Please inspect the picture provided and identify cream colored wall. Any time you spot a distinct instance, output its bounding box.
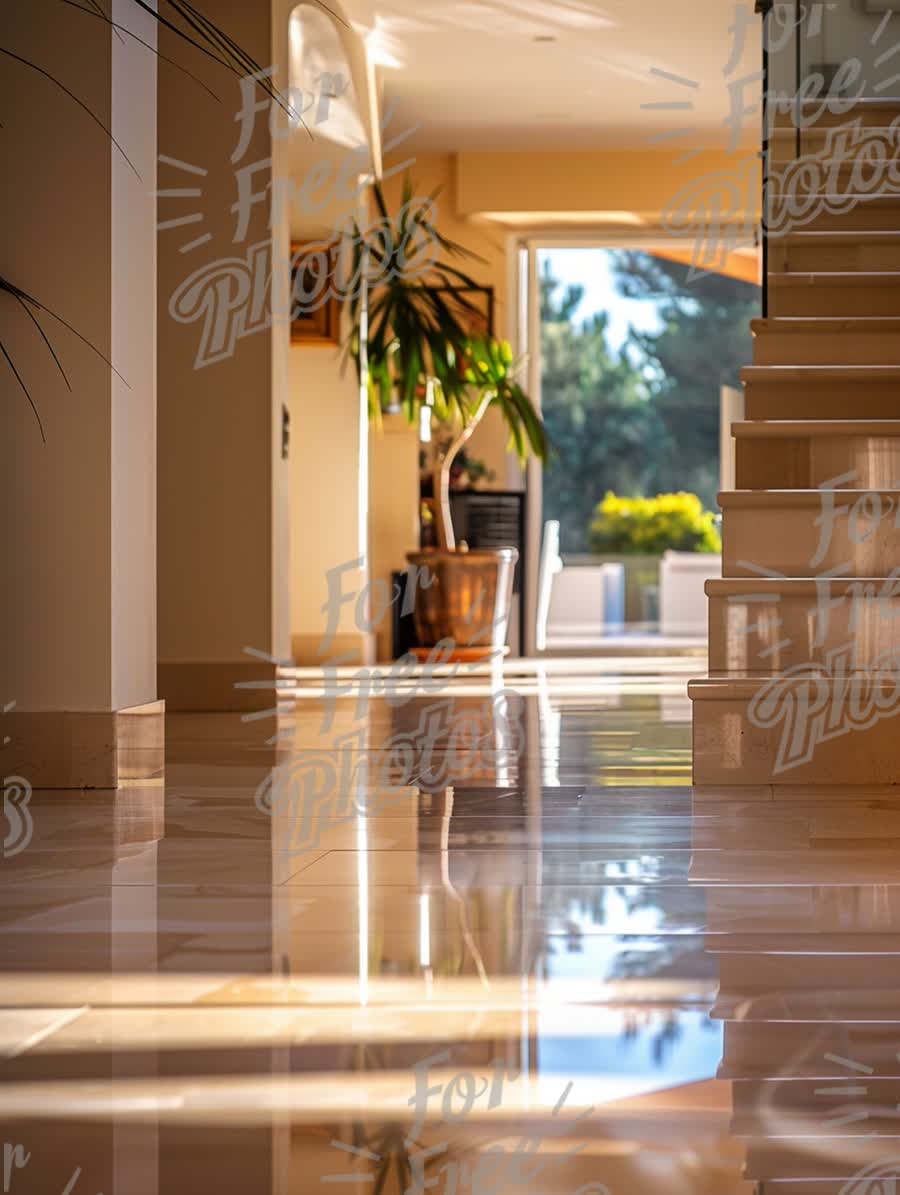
[286,135,372,664]
[288,331,368,662]
[368,414,420,661]
[455,149,760,224]
[157,0,291,707]
[2,0,158,713]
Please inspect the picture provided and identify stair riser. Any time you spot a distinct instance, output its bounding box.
[768,184,900,220]
[752,332,900,365]
[773,108,900,131]
[770,242,900,271]
[786,202,900,231]
[693,695,900,786]
[732,1081,900,1118]
[722,1022,900,1077]
[735,436,900,490]
[704,883,900,933]
[770,284,900,316]
[708,585,900,673]
[722,953,900,991]
[744,1154,886,1193]
[722,500,900,579]
[770,140,900,171]
[743,383,900,419]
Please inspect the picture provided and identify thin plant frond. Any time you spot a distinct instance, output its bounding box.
[61,0,220,100]
[0,339,45,443]
[8,292,71,392]
[2,276,131,389]
[0,46,140,177]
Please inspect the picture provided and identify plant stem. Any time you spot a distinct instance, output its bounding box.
[432,389,493,552]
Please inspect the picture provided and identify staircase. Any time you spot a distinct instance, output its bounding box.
[689,97,900,789]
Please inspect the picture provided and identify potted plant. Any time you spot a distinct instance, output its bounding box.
[343,179,548,654]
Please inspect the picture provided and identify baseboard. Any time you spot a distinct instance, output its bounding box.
[3,700,165,789]
[290,633,373,667]
[157,660,278,712]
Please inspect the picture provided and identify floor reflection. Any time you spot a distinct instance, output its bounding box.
[3,663,899,1191]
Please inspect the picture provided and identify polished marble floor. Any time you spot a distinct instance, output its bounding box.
[2,660,900,1193]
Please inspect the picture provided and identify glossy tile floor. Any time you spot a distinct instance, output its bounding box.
[3,659,900,1193]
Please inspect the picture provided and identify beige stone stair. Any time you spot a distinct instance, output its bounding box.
[770,271,900,316]
[733,419,900,489]
[772,97,900,130]
[706,577,900,675]
[752,318,900,365]
[769,231,900,272]
[718,490,900,578]
[742,365,900,418]
[720,1021,900,1080]
[789,192,900,232]
[690,674,900,786]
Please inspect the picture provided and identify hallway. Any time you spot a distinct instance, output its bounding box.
[3,663,899,1193]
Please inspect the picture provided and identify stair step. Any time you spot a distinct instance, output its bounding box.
[769,116,900,146]
[689,675,900,786]
[751,317,900,365]
[770,231,900,272]
[772,99,900,130]
[780,192,900,232]
[768,123,900,175]
[710,931,900,954]
[712,987,900,1023]
[720,953,900,992]
[770,272,900,316]
[719,490,900,579]
[706,577,900,675]
[744,1137,900,1186]
[704,883,900,935]
[721,1021,900,1079]
[768,160,900,205]
[691,845,900,885]
[732,418,900,489]
[741,360,898,418]
[732,1074,900,1113]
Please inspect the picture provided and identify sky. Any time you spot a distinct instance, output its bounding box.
[539,247,664,354]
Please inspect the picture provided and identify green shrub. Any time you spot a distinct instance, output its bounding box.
[588,491,721,556]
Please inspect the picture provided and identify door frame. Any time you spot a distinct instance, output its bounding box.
[509,231,760,655]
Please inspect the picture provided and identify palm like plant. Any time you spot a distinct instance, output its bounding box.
[345,178,548,551]
[429,337,548,550]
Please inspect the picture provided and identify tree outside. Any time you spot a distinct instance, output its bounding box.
[540,249,759,554]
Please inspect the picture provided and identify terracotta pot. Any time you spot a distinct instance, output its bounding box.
[406,548,518,650]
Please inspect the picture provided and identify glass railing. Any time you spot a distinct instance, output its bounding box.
[756,0,895,314]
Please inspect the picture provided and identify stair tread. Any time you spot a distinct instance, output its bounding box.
[753,317,900,332]
[732,418,900,435]
[719,489,900,508]
[771,123,900,138]
[791,192,900,201]
[777,98,900,112]
[689,674,900,698]
[772,230,900,243]
[770,271,900,286]
[744,363,900,376]
[707,577,899,594]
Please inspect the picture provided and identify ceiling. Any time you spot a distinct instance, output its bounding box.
[337,0,762,152]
